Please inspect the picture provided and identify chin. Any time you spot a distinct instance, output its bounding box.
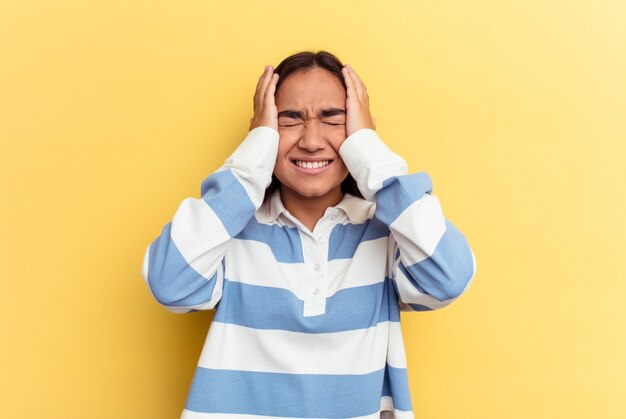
[293,187,335,199]
[283,181,343,199]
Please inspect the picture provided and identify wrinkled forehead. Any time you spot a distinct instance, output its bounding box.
[275,69,346,113]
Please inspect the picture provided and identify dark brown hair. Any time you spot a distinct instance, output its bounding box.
[263,50,364,202]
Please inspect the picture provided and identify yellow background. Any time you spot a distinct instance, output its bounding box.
[1,1,624,418]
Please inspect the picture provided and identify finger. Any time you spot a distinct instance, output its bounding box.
[346,64,366,101]
[265,73,279,104]
[347,64,366,92]
[254,66,268,100]
[254,66,271,108]
[259,65,274,102]
[342,65,357,101]
[353,68,367,94]
[348,64,367,103]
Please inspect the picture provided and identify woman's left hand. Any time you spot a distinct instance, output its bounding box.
[341,64,376,137]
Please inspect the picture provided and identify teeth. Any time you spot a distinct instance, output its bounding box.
[295,160,330,169]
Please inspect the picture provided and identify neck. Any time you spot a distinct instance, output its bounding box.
[280,186,343,232]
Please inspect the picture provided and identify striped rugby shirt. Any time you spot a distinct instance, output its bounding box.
[141,126,477,419]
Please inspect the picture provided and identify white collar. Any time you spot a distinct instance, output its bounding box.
[256,189,374,224]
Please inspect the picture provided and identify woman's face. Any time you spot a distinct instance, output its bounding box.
[273,68,349,202]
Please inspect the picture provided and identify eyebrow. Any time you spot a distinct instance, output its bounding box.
[320,108,346,118]
[277,110,304,120]
[277,108,346,119]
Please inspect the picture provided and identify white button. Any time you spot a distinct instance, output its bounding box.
[316,236,323,241]
[314,263,320,271]
[331,214,338,220]
[313,288,319,295]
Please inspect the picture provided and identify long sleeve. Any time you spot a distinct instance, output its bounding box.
[141,126,280,313]
[339,128,476,311]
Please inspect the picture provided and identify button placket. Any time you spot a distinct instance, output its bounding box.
[302,228,330,317]
[313,232,328,295]
[309,245,324,301]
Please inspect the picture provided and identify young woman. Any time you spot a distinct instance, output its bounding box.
[142,50,476,419]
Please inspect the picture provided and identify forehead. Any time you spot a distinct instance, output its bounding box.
[275,68,346,111]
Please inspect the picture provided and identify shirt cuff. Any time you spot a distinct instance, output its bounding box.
[339,128,408,201]
[219,126,280,208]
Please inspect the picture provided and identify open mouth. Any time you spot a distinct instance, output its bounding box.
[291,159,332,169]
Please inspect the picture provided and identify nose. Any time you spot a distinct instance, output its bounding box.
[297,120,326,152]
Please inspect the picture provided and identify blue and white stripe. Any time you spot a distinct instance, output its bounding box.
[141,127,476,418]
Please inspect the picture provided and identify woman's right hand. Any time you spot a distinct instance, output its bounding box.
[249,65,279,132]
